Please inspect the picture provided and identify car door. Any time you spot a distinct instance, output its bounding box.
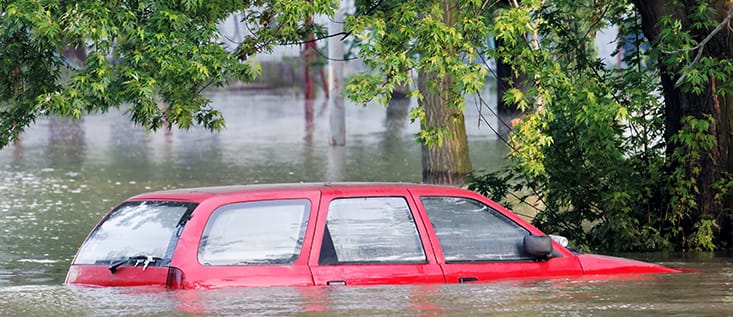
[309,187,445,286]
[410,188,583,284]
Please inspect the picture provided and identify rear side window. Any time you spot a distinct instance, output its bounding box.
[74,201,196,265]
[319,197,426,264]
[198,199,310,265]
[421,196,529,262]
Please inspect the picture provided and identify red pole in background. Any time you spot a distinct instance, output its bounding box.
[304,13,329,100]
[304,17,316,100]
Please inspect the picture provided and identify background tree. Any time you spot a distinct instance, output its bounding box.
[5,0,732,251]
[0,0,336,148]
[347,0,491,184]
[633,0,733,250]
[1,0,479,186]
[470,0,733,251]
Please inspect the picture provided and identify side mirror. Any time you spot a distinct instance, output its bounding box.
[524,235,553,259]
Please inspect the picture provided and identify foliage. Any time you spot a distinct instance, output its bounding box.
[0,0,336,148]
[345,0,491,146]
[467,169,516,205]
[468,0,732,251]
[3,0,732,251]
[484,0,669,251]
[654,1,733,94]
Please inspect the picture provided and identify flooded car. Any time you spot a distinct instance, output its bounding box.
[65,183,679,289]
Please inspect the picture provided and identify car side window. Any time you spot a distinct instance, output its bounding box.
[421,196,530,262]
[198,199,309,266]
[319,197,426,264]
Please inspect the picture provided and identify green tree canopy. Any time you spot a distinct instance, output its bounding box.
[346,0,494,184]
[3,0,732,251]
[0,0,335,148]
[469,0,733,252]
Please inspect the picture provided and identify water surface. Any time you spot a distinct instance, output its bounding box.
[0,258,730,316]
[0,89,730,315]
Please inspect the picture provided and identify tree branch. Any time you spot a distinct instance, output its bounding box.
[670,5,733,86]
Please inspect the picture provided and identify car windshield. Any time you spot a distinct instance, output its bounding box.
[73,201,196,265]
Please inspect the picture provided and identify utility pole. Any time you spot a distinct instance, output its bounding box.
[326,0,348,182]
[328,1,346,146]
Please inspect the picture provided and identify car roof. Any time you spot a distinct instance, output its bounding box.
[126,182,466,202]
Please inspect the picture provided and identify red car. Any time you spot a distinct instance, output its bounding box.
[65,183,678,289]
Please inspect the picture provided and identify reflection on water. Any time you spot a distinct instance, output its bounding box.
[2,89,730,315]
[48,117,86,168]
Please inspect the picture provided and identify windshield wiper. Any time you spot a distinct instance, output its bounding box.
[108,255,163,273]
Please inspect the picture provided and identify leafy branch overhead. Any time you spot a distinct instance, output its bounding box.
[0,0,337,148]
[345,0,492,146]
[661,4,733,87]
[469,0,733,252]
[3,0,733,251]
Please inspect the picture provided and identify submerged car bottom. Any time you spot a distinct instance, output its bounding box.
[66,184,679,289]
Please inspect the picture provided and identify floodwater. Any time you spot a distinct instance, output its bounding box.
[0,89,731,316]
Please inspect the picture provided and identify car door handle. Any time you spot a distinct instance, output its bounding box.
[327,280,347,286]
[458,277,478,283]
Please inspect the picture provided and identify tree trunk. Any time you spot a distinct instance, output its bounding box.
[496,38,528,114]
[720,92,733,247]
[415,1,472,185]
[634,0,733,247]
[418,69,472,185]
